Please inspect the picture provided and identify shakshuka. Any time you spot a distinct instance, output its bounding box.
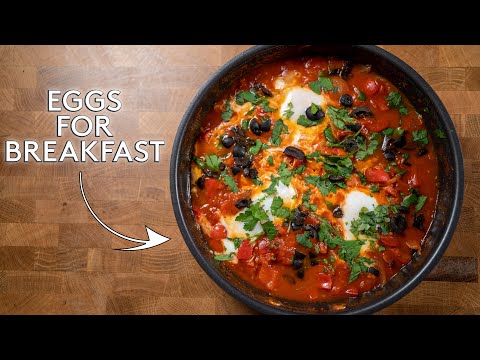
[190,57,438,302]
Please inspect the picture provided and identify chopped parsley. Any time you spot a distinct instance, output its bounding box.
[305,174,346,196]
[220,173,239,193]
[309,73,334,94]
[235,88,262,105]
[270,196,291,219]
[370,184,380,193]
[214,253,233,261]
[269,119,289,146]
[267,155,274,166]
[193,155,206,169]
[221,99,233,121]
[327,105,355,130]
[358,90,366,101]
[235,202,269,231]
[249,139,269,155]
[350,205,391,239]
[324,126,337,144]
[241,119,249,130]
[401,193,418,207]
[412,129,429,145]
[205,154,222,172]
[415,195,427,213]
[307,152,353,179]
[302,190,318,212]
[262,221,277,240]
[297,114,321,127]
[434,129,447,139]
[262,175,279,195]
[282,102,294,119]
[296,232,313,248]
[355,133,379,160]
[228,237,243,249]
[278,162,305,186]
[260,98,276,112]
[385,91,408,115]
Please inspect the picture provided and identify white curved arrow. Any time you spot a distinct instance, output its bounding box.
[79,171,170,251]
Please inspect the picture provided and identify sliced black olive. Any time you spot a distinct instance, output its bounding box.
[294,250,307,260]
[234,156,252,168]
[329,61,352,79]
[231,165,241,175]
[291,223,303,231]
[254,83,273,97]
[235,198,252,209]
[417,148,428,157]
[305,106,325,121]
[284,146,306,160]
[340,94,353,107]
[403,161,412,166]
[221,136,234,148]
[308,251,317,259]
[413,213,425,230]
[345,122,362,132]
[368,267,380,276]
[248,168,258,179]
[233,145,247,158]
[308,228,318,239]
[249,119,262,136]
[390,214,407,234]
[230,126,246,138]
[304,224,319,232]
[344,139,359,152]
[328,175,345,182]
[333,206,343,218]
[219,162,226,171]
[384,150,396,161]
[394,134,407,148]
[259,118,271,132]
[242,167,250,177]
[292,259,303,269]
[398,206,410,214]
[310,259,320,266]
[296,269,305,279]
[350,106,373,119]
[202,168,219,178]
[196,175,205,189]
[382,136,395,152]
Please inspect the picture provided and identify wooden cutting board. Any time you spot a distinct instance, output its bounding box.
[0,45,478,314]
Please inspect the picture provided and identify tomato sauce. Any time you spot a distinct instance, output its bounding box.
[190,56,438,303]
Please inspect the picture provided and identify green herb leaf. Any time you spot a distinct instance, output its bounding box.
[269,119,288,146]
[205,154,222,172]
[401,193,418,207]
[267,155,274,166]
[214,253,233,261]
[235,202,269,231]
[385,91,409,115]
[249,139,269,155]
[378,246,386,252]
[296,233,313,248]
[370,184,380,193]
[221,99,233,121]
[434,129,447,139]
[241,119,249,130]
[327,105,355,130]
[270,196,290,219]
[278,162,305,186]
[262,176,279,195]
[221,173,239,193]
[324,126,337,144]
[309,74,334,94]
[350,205,392,238]
[310,103,319,114]
[297,114,320,127]
[228,237,243,249]
[282,102,294,119]
[193,155,205,169]
[412,130,429,145]
[415,195,427,213]
[260,98,276,112]
[358,91,366,101]
[355,135,379,160]
[235,89,262,105]
[262,221,277,241]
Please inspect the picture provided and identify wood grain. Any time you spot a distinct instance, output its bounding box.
[0,45,478,315]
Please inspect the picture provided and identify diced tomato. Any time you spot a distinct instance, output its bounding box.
[237,240,253,260]
[317,273,333,290]
[204,178,225,196]
[379,234,400,247]
[210,223,227,240]
[321,146,348,157]
[364,80,379,96]
[200,129,212,142]
[345,288,359,296]
[384,185,399,198]
[365,168,390,184]
[318,242,328,254]
[346,173,362,187]
[258,265,280,290]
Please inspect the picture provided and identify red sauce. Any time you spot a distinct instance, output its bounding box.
[190,57,438,303]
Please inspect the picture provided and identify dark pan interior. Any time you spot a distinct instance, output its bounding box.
[170,45,464,314]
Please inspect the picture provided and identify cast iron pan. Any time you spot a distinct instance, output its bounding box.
[170,45,464,314]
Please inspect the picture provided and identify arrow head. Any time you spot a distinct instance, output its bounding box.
[118,227,170,251]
